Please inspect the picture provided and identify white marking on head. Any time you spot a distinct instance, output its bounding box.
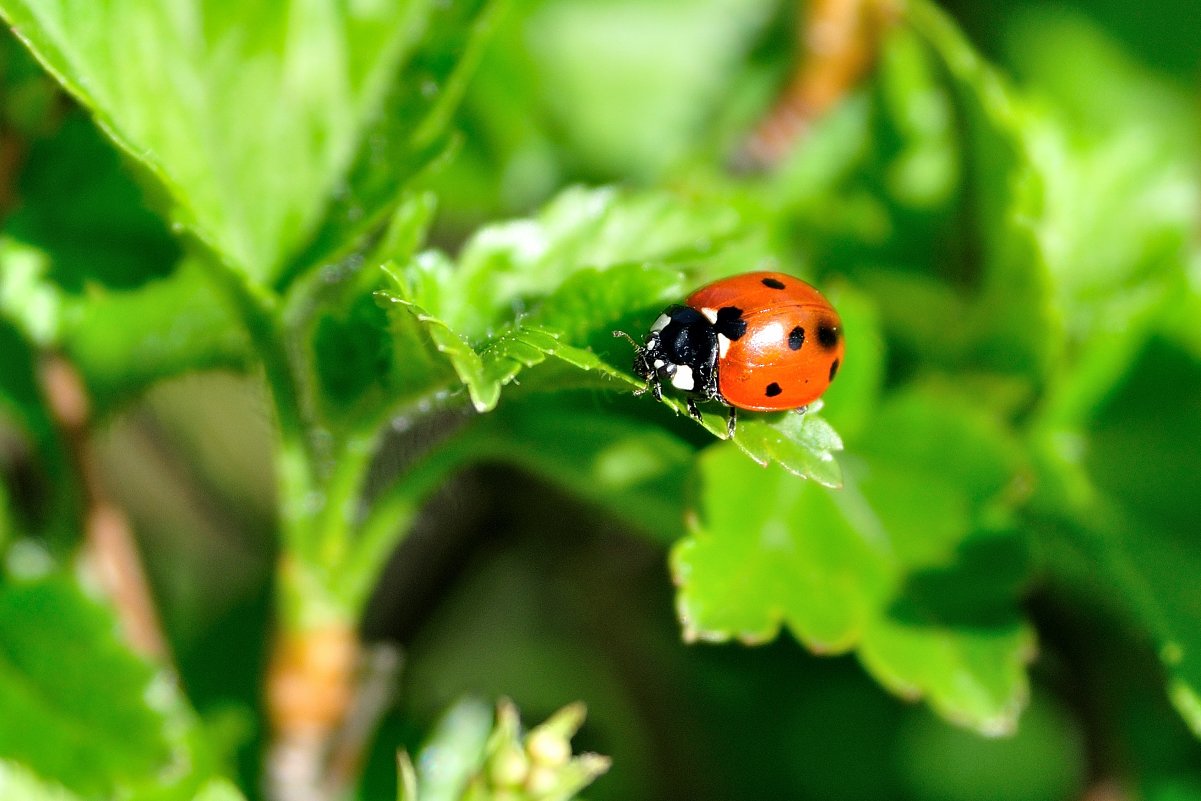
[670,365,695,391]
[717,333,731,359]
[650,313,672,332]
[700,307,718,324]
[653,359,665,369]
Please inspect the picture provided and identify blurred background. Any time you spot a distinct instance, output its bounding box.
[3,0,1201,799]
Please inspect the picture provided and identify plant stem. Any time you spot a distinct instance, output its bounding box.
[203,256,324,552]
[741,0,898,167]
[39,355,169,661]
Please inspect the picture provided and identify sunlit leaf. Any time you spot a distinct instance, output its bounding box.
[0,0,431,283]
[0,761,82,801]
[284,0,502,286]
[0,576,200,796]
[428,185,757,339]
[674,389,1033,733]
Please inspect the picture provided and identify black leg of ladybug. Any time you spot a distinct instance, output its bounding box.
[686,397,703,422]
[650,379,662,402]
[726,406,737,438]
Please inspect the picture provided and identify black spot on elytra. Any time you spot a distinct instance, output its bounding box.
[817,320,840,350]
[765,382,782,397]
[829,359,840,382]
[715,306,748,340]
[788,326,805,351]
[761,277,786,290]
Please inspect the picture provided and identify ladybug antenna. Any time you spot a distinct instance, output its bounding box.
[614,330,654,381]
[612,330,640,349]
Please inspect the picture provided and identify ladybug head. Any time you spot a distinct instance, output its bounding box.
[619,305,719,397]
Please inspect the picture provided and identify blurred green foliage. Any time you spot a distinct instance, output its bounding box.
[1,0,1200,799]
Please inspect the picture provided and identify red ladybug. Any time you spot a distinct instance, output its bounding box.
[615,271,844,436]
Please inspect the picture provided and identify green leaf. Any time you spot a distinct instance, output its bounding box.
[336,392,692,613]
[423,0,778,222]
[191,778,251,801]
[1122,524,1201,740]
[905,2,1056,386]
[0,575,202,797]
[1012,13,1201,428]
[1009,14,1201,738]
[287,193,446,441]
[4,112,179,293]
[0,237,62,346]
[424,185,757,340]
[62,259,251,416]
[411,698,493,801]
[673,389,1034,733]
[722,408,844,489]
[283,0,502,286]
[0,761,83,801]
[516,0,775,178]
[857,533,1036,734]
[377,186,847,482]
[1034,436,1201,742]
[383,292,626,415]
[674,445,884,649]
[381,256,845,485]
[1,234,251,422]
[380,222,687,415]
[0,0,431,283]
[1079,339,1201,737]
[306,274,400,426]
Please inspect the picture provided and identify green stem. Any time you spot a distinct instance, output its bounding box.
[203,256,336,626]
[312,428,379,565]
[341,424,493,612]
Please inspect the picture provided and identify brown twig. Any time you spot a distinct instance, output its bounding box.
[265,623,357,801]
[0,130,22,215]
[324,642,404,796]
[265,623,403,801]
[39,354,170,661]
[740,0,899,168]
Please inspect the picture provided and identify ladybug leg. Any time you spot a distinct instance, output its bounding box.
[650,379,663,402]
[686,397,703,422]
[726,406,737,438]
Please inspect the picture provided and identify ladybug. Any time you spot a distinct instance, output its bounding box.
[615,271,844,436]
